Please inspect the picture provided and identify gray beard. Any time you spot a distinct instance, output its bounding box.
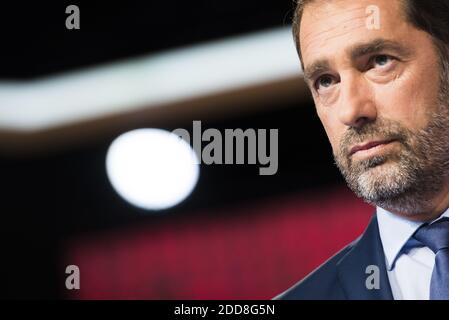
[334,80,449,216]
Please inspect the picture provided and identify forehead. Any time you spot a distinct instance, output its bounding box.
[299,0,409,66]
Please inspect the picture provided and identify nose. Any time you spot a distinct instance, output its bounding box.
[337,73,377,129]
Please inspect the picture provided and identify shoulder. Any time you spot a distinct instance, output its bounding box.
[274,241,357,300]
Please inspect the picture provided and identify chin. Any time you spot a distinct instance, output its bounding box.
[354,161,411,203]
[358,159,400,184]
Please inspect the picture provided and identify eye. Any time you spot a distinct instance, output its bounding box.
[371,54,394,68]
[314,75,336,92]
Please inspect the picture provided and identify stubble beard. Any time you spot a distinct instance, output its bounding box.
[334,63,449,216]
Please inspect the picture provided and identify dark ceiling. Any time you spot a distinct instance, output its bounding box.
[0,0,295,79]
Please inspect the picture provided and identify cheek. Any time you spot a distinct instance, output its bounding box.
[373,64,440,129]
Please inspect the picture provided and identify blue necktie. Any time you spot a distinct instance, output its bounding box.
[412,218,449,300]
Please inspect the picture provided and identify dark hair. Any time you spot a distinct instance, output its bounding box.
[292,0,449,71]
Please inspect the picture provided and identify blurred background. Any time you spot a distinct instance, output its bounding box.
[0,1,373,299]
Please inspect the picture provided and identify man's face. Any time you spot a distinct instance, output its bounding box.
[299,0,449,216]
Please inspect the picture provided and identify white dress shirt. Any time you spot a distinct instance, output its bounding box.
[376,206,449,300]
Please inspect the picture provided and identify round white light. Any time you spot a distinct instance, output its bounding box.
[106,129,199,211]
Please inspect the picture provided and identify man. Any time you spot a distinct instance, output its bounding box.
[277,0,449,300]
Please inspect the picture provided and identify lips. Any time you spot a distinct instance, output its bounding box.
[349,139,395,156]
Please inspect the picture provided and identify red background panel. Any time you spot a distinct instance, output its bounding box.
[63,186,373,299]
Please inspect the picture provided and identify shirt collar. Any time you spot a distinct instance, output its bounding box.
[376,206,449,271]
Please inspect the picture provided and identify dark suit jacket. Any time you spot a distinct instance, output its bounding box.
[276,215,394,300]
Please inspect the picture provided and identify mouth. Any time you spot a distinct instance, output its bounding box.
[349,139,396,157]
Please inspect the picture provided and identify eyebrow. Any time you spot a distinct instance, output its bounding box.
[303,38,413,84]
[303,59,331,84]
[350,38,413,61]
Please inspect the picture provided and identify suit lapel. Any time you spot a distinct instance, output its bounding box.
[336,214,394,300]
